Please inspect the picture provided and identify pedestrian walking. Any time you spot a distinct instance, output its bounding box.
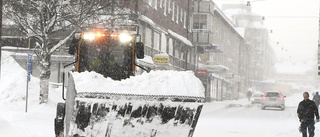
[312,92,320,109]
[297,92,319,137]
[246,90,252,102]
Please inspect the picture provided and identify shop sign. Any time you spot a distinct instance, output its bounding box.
[153,54,169,64]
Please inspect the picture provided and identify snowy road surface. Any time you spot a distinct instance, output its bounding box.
[1,90,319,137]
[193,92,320,137]
[1,51,318,137]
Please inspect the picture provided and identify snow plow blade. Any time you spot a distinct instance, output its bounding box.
[57,71,206,137]
[66,93,204,137]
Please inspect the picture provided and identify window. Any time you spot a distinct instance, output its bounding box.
[174,42,180,58]
[148,0,157,9]
[161,33,167,52]
[154,0,158,9]
[172,1,175,21]
[145,28,152,48]
[183,11,187,28]
[160,0,163,8]
[180,9,183,22]
[148,0,152,6]
[154,32,160,50]
[163,0,167,16]
[193,14,208,30]
[266,92,280,97]
[176,6,179,24]
[188,50,192,63]
[169,38,173,56]
[168,0,171,14]
[180,46,185,60]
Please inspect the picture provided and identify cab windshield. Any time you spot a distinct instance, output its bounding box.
[78,39,133,80]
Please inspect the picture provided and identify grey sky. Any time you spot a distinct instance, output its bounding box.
[214,0,319,64]
[251,0,319,63]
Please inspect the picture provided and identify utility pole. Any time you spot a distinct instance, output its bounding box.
[0,0,3,80]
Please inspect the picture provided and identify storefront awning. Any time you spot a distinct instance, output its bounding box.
[137,55,156,69]
[168,30,193,47]
[199,64,229,73]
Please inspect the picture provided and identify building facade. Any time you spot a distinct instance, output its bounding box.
[192,0,250,101]
[221,4,276,89]
[3,0,197,83]
[129,0,196,71]
[4,0,271,103]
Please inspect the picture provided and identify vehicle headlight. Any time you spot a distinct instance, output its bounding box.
[119,33,133,43]
[83,32,96,41]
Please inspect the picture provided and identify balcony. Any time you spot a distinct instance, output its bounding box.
[197,44,223,54]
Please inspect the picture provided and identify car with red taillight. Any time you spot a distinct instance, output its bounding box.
[251,93,263,104]
[261,91,286,110]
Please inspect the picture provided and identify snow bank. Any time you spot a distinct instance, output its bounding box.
[72,70,205,97]
[0,51,40,103]
[0,51,60,137]
[0,118,10,128]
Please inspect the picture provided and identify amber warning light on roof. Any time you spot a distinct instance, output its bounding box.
[82,31,133,43]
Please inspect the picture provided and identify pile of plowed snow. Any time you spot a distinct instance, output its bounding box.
[72,70,205,97]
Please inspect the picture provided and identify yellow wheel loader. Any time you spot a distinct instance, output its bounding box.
[54,28,205,137]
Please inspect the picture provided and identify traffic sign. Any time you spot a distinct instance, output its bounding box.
[27,54,32,81]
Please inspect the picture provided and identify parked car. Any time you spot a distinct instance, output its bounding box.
[261,91,286,110]
[250,93,263,104]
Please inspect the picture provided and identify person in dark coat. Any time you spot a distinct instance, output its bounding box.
[246,90,252,102]
[312,92,320,109]
[297,92,320,137]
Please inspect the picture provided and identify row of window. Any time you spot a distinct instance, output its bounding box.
[146,0,187,29]
[142,0,247,72]
[142,26,193,63]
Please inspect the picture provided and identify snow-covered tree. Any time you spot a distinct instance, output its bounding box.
[4,0,135,104]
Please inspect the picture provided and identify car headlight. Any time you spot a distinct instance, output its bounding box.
[119,33,133,43]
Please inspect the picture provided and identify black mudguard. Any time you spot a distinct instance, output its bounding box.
[54,102,65,137]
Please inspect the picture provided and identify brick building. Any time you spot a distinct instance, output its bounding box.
[192,0,250,101]
[133,0,196,70]
[221,4,276,87]
[4,1,262,103]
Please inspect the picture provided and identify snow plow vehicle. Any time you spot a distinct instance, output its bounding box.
[54,28,205,137]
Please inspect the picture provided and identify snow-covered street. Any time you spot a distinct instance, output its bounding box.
[194,93,317,137]
[1,51,319,137]
[0,0,318,136]
[0,91,317,137]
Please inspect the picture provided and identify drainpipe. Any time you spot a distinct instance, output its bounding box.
[186,0,190,70]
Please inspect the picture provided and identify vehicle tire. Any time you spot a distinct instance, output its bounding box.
[55,118,64,137]
[261,106,265,110]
